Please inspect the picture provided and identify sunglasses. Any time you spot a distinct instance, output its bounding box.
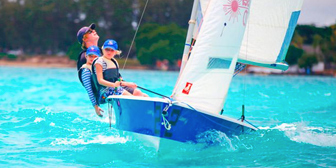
[86,29,93,34]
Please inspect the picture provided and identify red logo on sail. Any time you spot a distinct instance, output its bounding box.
[182,82,193,95]
[223,0,250,26]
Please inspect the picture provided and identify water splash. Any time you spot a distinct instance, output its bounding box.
[269,122,336,147]
[51,135,129,146]
[195,129,253,151]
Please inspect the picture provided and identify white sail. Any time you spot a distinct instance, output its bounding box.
[172,0,251,114]
[180,0,210,73]
[192,0,210,38]
[238,0,304,70]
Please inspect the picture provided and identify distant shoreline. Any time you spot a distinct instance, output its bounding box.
[0,55,149,70]
[0,60,75,68]
[0,56,75,68]
[1,56,335,77]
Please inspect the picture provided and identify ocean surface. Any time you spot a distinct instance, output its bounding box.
[0,66,335,167]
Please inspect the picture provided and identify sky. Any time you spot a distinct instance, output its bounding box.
[298,0,336,27]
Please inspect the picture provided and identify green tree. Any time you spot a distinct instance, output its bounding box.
[298,53,318,74]
[291,31,304,48]
[296,25,331,44]
[139,0,193,28]
[135,23,186,66]
[312,34,322,54]
[285,45,304,65]
[320,24,336,69]
[67,42,81,60]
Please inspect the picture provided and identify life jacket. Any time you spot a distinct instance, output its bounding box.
[77,50,87,71]
[92,57,122,90]
[78,64,99,104]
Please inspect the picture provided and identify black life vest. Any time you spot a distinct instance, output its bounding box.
[92,57,122,91]
[77,50,87,71]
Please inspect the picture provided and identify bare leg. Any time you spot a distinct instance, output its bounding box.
[122,90,132,96]
[133,89,148,97]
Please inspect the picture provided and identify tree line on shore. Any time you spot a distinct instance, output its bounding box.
[0,0,335,72]
[0,0,192,63]
[286,25,336,73]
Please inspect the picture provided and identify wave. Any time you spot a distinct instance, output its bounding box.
[261,122,336,147]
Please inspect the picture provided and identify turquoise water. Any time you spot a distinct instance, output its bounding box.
[1,66,336,167]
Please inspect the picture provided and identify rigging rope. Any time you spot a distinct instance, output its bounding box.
[137,86,170,99]
[241,7,251,122]
[161,104,172,130]
[122,0,149,70]
[187,0,212,56]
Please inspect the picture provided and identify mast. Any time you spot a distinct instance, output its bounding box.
[179,0,199,74]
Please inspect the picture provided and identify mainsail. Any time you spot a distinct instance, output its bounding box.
[238,0,304,70]
[172,0,251,114]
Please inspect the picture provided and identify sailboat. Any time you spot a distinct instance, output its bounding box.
[106,0,304,147]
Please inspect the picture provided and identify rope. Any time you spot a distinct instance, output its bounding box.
[120,80,170,99]
[161,113,171,130]
[122,0,149,70]
[137,86,170,99]
[241,8,250,121]
[161,104,172,130]
[171,101,196,111]
[243,11,250,109]
[237,117,258,130]
[187,0,212,56]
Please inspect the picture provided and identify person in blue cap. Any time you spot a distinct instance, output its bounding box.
[78,45,104,117]
[92,39,147,102]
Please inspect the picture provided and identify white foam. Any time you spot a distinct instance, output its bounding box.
[285,130,336,147]
[270,123,336,147]
[324,93,331,96]
[258,92,270,98]
[102,113,116,125]
[258,126,271,130]
[51,135,128,146]
[34,117,45,123]
[273,123,297,131]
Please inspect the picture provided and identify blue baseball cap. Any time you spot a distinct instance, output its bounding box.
[86,46,100,56]
[77,23,95,44]
[103,39,118,50]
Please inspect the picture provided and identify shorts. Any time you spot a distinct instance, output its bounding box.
[98,87,124,104]
[122,86,135,94]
